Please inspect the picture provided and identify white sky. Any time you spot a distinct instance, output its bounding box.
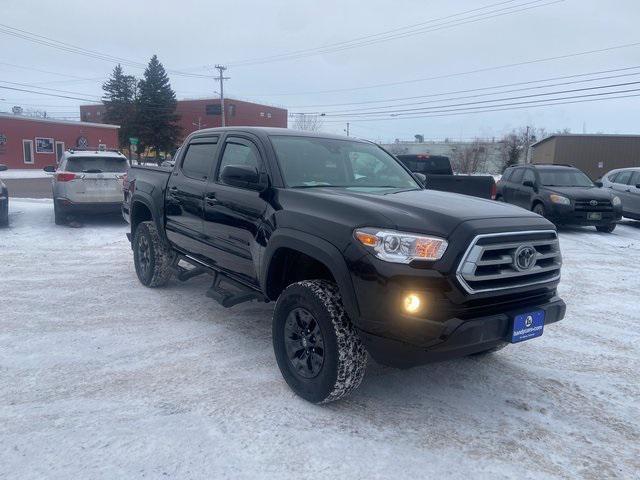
[2,0,640,142]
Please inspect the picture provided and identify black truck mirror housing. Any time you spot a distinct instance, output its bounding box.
[220,164,264,190]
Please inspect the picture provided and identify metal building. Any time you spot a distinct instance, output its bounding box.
[530,134,640,179]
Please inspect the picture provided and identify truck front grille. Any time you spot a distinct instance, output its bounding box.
[456,230,561,294]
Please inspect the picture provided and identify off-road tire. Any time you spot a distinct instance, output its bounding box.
[596,223,616,233]
[470,343,509,356]
[272,280,368,404]
[532,202,546,218]
[53,201,65,225]
[133,221,174,287]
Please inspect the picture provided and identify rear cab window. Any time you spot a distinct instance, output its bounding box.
[66,156,128,173]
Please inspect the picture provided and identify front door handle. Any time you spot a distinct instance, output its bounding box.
[205,192,218,205]
[169,186,178,192]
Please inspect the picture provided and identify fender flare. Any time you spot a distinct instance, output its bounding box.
[130,193,168,243]
[262,228,361,322]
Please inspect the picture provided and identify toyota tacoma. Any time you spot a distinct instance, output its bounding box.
[123,127,566,403]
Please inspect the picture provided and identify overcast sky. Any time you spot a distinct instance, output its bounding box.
[2,0,640,142]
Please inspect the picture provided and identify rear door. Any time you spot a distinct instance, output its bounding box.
[621,171,640,217]
[503,167,523,204]
[64,155,128,203]
[201,135,268,285]
[513,168,536,209]
[165,136,219,255]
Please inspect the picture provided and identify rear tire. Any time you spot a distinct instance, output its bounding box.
[596,223,616,233]
[53,201,65,225]
[272,280,367,404]
[133,221,174,287]
[0,202,8,227]
[532,202,546,217]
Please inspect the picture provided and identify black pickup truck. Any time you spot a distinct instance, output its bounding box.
[396,154,496,199]
[123,127,565,403]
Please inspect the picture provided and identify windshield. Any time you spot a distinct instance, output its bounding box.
[66,156,128,173]
[270,136,419,190]
[538,169,594,187]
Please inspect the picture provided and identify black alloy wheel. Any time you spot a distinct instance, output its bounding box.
[284,307,325,378]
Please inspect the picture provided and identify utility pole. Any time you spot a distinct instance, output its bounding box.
[214,65,229,127]
[523,125,530,164]
[345,122,350,136]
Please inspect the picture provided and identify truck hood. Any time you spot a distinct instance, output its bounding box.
[283,187,542,238]
[544,186,615,200]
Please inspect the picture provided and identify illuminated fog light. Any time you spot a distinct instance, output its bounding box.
[403,293,422,314]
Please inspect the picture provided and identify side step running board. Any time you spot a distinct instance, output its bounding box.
[206,272,265,308]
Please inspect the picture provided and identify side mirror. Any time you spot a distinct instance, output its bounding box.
[594,181,603,188]
[523,180,535,188]
[220,164,264,190]
[0,164,7,172]
[43,165,56,173]
[414,172,427,185]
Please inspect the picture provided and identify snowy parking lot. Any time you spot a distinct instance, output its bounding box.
[1,198,639,479]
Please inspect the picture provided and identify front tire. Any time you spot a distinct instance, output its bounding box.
[272,280,367,404]
[133,221,174,287]
[532,202,546,217]
[596,223,616,233]
[0,202,8,227]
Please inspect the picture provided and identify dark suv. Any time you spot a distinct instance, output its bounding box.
[497,164,623,232]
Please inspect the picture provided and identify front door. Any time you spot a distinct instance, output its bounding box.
[165,137,219,257]
[202,136,268,285]
[514,168,536,209]
[620,171,640,218]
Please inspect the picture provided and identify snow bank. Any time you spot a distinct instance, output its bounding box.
[0,169,51,179]
[1,199,639,479]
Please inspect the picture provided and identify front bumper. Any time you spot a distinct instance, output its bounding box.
[359,296,565,368]
[547,203,622,226]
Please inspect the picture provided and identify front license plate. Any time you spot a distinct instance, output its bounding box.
[511,310,545,343]
[587,212,602,220]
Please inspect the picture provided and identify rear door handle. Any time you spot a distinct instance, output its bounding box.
[169,186,178,192]
[205,192,218,205]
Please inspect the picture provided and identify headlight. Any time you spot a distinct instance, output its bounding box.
[612,195,621,207]
[354,228,448,263]
[549,194,571,205]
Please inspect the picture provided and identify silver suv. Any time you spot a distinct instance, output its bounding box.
[601,167,640,221]
[44,150,129,225]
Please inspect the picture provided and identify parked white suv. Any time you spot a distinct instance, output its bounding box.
[44,149,129,225]
[601,167,640,221]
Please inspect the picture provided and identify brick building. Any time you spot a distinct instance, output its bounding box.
[0,113,119,169]
[79,98,288,144]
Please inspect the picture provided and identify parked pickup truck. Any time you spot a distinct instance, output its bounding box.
[123,127,566,403]
[396,154,496,199]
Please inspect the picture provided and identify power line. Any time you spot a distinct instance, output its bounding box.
[296,75,640,116]
[252,41,640,97]
[319,88,640,122]
[228,0,561,67]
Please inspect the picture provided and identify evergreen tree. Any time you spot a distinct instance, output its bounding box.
[136,55,181,159]
[102,64,137,148]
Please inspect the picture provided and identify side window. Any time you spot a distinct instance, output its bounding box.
[607,172,619,183]
[181,140,219,180]
[510,168,524,183]
[615,171,632,185]
[502,169,512,181]
[217,138,262,184]
[522,169,536,184]
[629,171,640,186]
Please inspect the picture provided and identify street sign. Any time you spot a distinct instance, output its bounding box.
[129,137,139,145]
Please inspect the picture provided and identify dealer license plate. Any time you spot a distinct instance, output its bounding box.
[587,212,602,220]
[511,310,545,343]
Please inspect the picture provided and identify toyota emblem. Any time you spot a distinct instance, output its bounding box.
[589,200,598,207]
[513,245,537,271]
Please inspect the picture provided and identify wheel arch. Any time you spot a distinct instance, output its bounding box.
[130,193,166,243]
[262,229,360,321]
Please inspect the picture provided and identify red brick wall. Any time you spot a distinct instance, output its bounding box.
[80,98,288,143]
[0,116,120,169]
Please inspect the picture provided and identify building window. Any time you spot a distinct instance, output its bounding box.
[205,104,222,116]
[260,112,265,117]
[86,112,91,117]
[267,112,272,119]
[23,139,34,164]
[55,141,65,163]
[228,104,236,117]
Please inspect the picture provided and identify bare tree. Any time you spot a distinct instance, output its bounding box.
[292,113,323,132]
[497,125,559,171]
[451,139,489,174]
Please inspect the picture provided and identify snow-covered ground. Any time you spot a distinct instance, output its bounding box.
[0,169,51,179]
[1,199,639,479]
